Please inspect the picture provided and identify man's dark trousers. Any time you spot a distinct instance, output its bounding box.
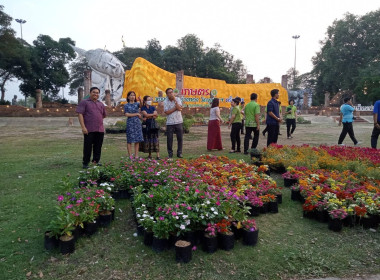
[166,123,183,157]
[83,132,104,165]
[267,124,279,147]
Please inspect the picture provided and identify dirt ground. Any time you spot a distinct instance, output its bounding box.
[0,115,375,151]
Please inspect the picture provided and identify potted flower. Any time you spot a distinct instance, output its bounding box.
[49,210,76,254]
[249,148,262,165]
[96,191,115,227]
[216,219,234,251]
[328,208,347,232]
[152,217,173,253]
[282,167,300,187]
[241,219,259,246]
[202,223,218,253]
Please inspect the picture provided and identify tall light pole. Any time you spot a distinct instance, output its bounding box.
[15,19,26,40]
[292,35,300,89]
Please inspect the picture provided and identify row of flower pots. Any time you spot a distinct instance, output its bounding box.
[44,208,114,254]
[137,225,259,263]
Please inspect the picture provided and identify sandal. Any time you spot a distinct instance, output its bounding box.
[229,150,236,153]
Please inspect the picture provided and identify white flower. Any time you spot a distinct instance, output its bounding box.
[183,215,188,219]
[175,216,179,219]
[210,207,215,211]
[180,225,186,230]
[186,220,190,225]
[213,211,218,215]
[137,214,141,218]
[206,200,210,205]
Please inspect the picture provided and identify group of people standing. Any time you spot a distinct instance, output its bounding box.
[75,86,379,169]
[76,87,183,169]
[207,89,297,154]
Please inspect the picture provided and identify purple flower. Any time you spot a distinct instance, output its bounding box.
[159,217,165,221]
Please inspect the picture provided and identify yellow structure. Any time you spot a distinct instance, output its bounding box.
[122,57,288,108]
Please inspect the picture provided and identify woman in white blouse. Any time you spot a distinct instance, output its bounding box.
[207,98,223,150]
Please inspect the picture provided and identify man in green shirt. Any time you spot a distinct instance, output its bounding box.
[285,99,297,139]
[244,93,261,154]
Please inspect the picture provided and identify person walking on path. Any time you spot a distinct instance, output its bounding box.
[244,93,260,154]
[164,88,183,158]
[371,99,380,149]
[207,98,223,151]
[76,87,107,169]
[338,97,360,146]
[228,98,242,153]
[266,89,282,147]
[124,91,144,158]
[140,95,160,159]
[285,99,297,139]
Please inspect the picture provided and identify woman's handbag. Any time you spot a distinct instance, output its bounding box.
[149,119,160,131]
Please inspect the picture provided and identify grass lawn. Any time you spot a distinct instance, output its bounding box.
[0,117,379,280]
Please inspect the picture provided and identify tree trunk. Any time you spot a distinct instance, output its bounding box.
[36,89,43,108]
[0,72,12,102]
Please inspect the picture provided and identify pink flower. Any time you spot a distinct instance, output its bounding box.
[149,194,154,198]
[57,195,64,201]
[159,217,165,221]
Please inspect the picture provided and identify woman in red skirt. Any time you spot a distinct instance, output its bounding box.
[207,98,223,150]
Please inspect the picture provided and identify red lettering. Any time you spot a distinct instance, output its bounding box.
[191,89,197,96]
[198,89,204,96]
[182,88,191,96]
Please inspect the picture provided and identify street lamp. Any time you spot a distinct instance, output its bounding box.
[15,19,26,40]
[292,35,300,89]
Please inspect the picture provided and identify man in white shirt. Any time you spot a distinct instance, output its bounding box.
[163,88,183,158]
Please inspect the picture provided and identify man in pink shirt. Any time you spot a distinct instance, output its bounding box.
[76,87,107,168]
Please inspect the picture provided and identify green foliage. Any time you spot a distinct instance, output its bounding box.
[68,57,89,95]
[19,35,76,98]
[183,118,195,133]
[297,116,311,124]
[312,9,380,105]
[0,6,31,101]
[114,34,247,84]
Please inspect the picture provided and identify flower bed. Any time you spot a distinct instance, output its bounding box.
[291,168,380,231]
[46,156,280,258]
[262,144,380,179]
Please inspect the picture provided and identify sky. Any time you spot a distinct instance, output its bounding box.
[2,0,380,102]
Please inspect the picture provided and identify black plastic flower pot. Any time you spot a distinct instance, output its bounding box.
[232,225,242,240]
[59,235,75,255]
[328,218,343,232]
[218,232,235,251]
[291,190,300,201]
[152,236,169,253]
[175,240,192,263]
[249,205,260,217]
[259,203,269,214]
[44,231,59,250]
[98,211,112,227]
[242,229,259,246]
[111,190,121,200]
[269,201,278,213]
[202,234,218,253]
[84,221,98,236]
[276,194,282,204]
[143,231,154,246]
[284,178,298,188]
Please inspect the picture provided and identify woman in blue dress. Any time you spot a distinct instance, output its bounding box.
[124,91,143,158]
[139,95,160,159]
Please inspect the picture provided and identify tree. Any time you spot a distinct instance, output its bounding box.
[312,9,380,105]
[162,46,184,73]
[0,5,30,102]
[19,35,76,98]
[113,47,147,69]
[258,77,273,83]
[177,34,204,76]
[68,57,89,95]
[145,38,163,68]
